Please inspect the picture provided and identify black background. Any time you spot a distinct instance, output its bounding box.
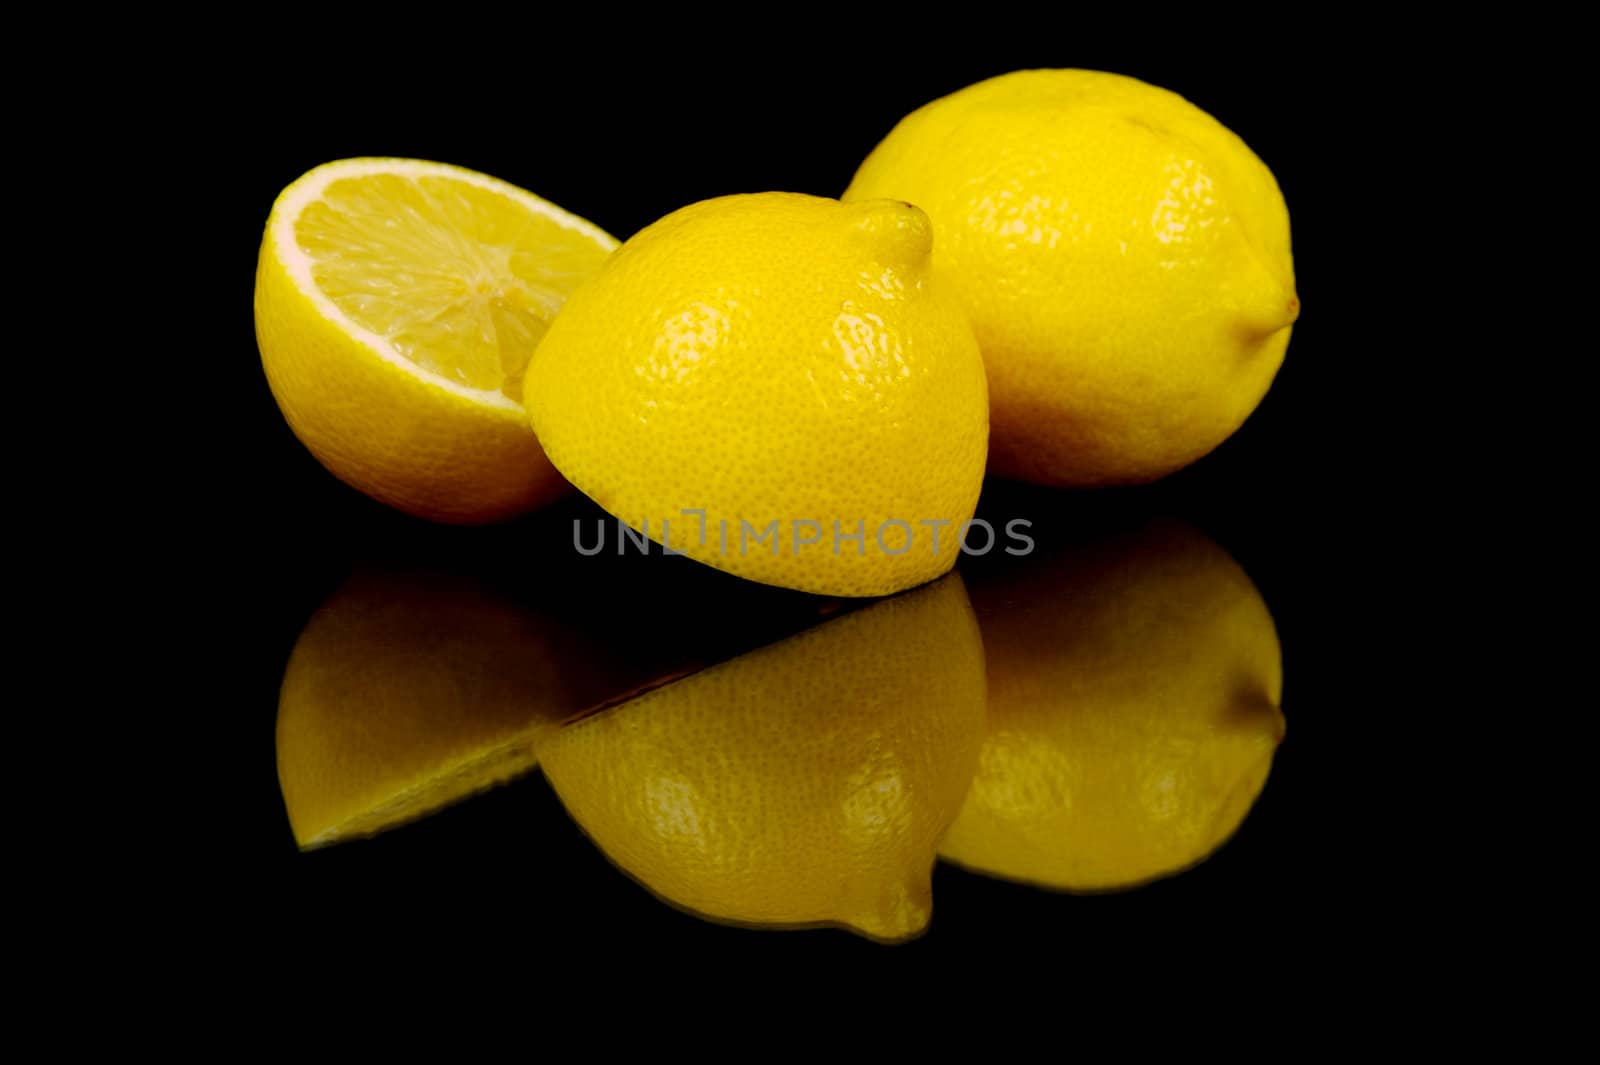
[147,39,1397,972]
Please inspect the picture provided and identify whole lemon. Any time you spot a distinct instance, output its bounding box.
[524,193,988,597]
[846,70,1298,485]
[539,574,987,942]
[938,522,1285,891]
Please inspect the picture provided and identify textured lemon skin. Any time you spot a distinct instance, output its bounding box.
[255,159,613,524]
[276,571,580,848]
[846,70,1297,486]
[938,523,1284,891]
[540,574,987,942]
[525,193,989,596]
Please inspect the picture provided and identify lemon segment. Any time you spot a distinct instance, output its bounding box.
[255,158,617,523]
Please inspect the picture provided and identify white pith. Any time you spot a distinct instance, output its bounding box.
[269,157,617,415]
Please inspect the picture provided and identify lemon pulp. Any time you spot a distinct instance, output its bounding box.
[294,171,613,401]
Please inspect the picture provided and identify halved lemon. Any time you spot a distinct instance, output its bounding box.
[254,158,617,523]
[276,570,586,849]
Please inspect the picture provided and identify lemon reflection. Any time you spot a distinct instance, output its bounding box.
[539,573,987,943]
[941,521,1285,892]
[276,569,613,849]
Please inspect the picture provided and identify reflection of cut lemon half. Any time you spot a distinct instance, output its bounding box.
[940,522,1285,892]
[276,570,589,849]
[540,574,987,943]
[254,158,617,523]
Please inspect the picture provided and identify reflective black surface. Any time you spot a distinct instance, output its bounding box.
[272,510,1287,944]
[205,474,1344,957]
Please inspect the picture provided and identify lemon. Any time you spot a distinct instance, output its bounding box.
[525,193,988,597]
[539,574,987,942]
[938,522,1284,891]
[846,70,1298,486]
[255,158,617,523]
[276,570,596,849]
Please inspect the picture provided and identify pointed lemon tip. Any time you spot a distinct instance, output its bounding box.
[1236,287,1300,342]
[850,199,933,265]
[844,875,933,943]
[1219,691,1286,753]
[1276,293,1301,334]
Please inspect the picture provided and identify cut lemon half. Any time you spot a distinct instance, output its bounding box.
[254,158,617,523]
[276,570,581,849]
